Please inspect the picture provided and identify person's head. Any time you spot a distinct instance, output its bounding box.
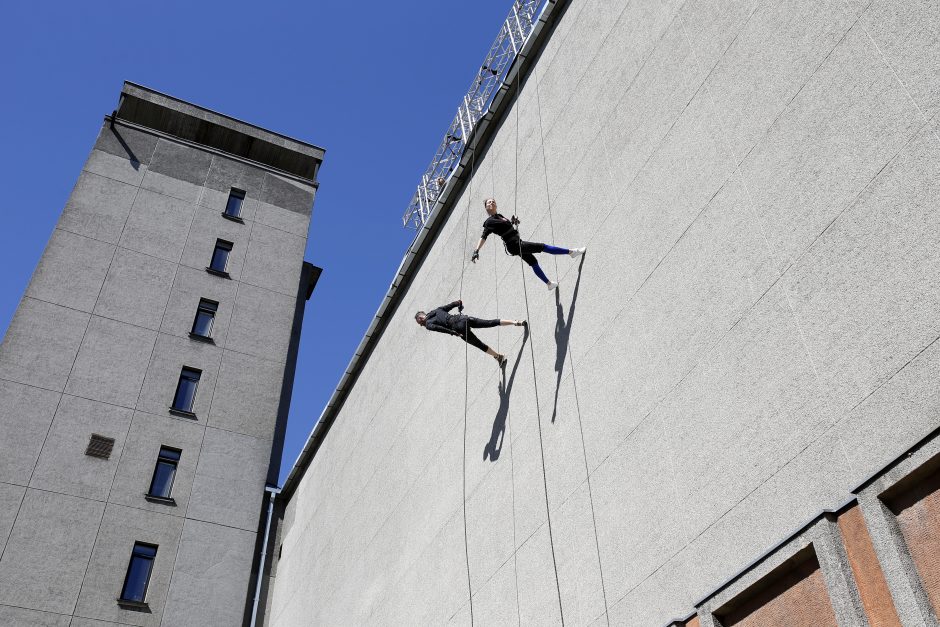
[414,311,427,326]
[484,198,497,215]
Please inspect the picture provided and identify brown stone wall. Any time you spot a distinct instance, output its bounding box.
[715,552,838,627]
[887,464,940,617]
[837,505,901,627]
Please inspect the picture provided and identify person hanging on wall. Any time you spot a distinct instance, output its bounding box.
[415,299,525,367]
[470,198,585,291]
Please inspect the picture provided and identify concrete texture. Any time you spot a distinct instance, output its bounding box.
[0,82,320,625]
[271,1,940,625]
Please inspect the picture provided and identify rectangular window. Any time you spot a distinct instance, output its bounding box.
[171,367,201,415]
[223,188,246,219]
[119,542,157,604]
[147,447,181,501]
[208,239,233,275]
[190,299,218,340]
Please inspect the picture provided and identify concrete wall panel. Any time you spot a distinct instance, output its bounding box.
[26,229,114,313]
[0,606,70,627]
[65,316,156,408]
[0,489,104,614]
[208,350,283,439]
[0,379,61,485]
[29,395,133,500]
[141,139,212,203]
[187,427,268,531]
[0,297,89,392]
[241,223,305,296]
[119,189,195,264]
[0,482,26,555]
[161,519,255,627]
[94,248,176,330]
[59,171,139,243]
[226,283,294,363]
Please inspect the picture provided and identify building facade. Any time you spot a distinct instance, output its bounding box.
[268,0,940,625]
[0,82,323,626]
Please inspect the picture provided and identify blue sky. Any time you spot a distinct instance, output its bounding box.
[0,0,511,482]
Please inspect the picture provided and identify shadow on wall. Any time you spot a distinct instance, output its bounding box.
[484,327,529,462]
[108,124,141,170]
[552,255,585,423]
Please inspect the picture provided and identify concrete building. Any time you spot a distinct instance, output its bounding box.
[0,82,323,626]
[268,0,940,626]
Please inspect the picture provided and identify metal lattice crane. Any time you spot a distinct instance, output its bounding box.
[402,0,549,229]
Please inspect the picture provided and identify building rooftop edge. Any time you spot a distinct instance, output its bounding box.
[116,81,325,182]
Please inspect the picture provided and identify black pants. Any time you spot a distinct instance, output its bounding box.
[455,317,500,352]
[506,239,545,266]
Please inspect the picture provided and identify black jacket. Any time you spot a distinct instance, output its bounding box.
[481,213,520,244]
[424,301,464,335]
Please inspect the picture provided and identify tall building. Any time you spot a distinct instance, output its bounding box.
[266,0,940,626]
[0,82,323,626]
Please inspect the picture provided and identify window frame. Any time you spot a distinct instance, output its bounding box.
[222,188,246,222]
[206,239,234,278]
[118,542,158,607]
[145,446,182,504]
[169,367,201,417]
[189,298,218,342]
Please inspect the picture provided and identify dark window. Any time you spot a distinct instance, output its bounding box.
[208,239,233,273]
[119,542,157,604]
[190,299,218,339]
[171,367,201,414]
[86,434,116,459]
[147,447,181,500]
[224,188,246,218]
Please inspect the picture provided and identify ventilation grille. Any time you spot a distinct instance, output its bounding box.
[85,434,115,459]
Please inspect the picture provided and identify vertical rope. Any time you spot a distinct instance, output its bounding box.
[513,69,566,626]
[532,51,611,626]
[459,147,476,625]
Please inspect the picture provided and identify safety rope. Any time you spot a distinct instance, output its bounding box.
[531,58,610,625]
[513,70,566,626]
[459,146,476,625]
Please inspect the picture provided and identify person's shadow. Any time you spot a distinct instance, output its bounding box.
[552,256,585,423]
[483,328,529,462]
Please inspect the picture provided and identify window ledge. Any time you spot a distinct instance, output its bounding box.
[205,267,231,279]
[117,599,151,612]
[188,332,215,344]
[221,212,245,224]
[168,408,197,419]
[144,494,177,506]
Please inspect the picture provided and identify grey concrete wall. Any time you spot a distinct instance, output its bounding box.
[0,117,316,625]
[271,0,940,625]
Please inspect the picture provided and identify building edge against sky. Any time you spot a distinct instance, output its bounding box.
[0,81,323,626]
[268,0,940,625]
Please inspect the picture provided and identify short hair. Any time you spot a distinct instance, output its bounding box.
[415,311,426,321]
[483,197,495,208]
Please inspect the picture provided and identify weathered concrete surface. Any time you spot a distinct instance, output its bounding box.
[0,83,320,625]
[271,1,940,625]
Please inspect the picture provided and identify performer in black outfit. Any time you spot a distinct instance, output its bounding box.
[471,198,585,290]
[415,299,525,366]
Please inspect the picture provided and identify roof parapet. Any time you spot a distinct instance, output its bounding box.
[115,81,325,183]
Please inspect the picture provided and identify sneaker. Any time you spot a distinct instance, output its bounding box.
[498,355,508,368]
[517,320,527,327]
[569,247,586,258]
[546,280,558,291]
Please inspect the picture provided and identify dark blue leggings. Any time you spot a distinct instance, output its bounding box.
[508,240,569,283]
